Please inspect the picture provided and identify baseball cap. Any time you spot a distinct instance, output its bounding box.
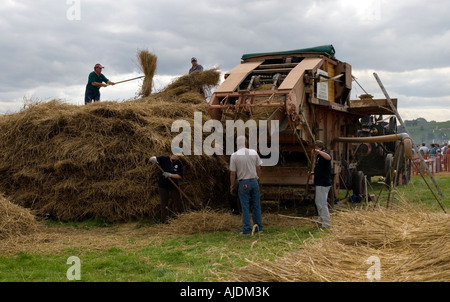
[191,57,197,62]
[94,64,104,69]
[172,147,184,157]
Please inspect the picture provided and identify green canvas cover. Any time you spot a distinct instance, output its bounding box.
[241,44,335,60]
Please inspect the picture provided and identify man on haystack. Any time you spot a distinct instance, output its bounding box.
[85,63,115,104]
[150,147,185,224]
[188,57,206,99]
[188,57,203,74]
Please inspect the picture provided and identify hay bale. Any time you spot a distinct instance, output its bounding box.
[0,195,39,240]
[0,68,226,222]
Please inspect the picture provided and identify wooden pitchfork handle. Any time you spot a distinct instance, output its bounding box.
[154,163,197,208]
[111,76,145,85]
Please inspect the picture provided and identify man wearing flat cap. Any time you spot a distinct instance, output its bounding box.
[188,57,206,98]
[189,57,203,74]
[150,147,185,224]
[85,63,115,104]
[312,140,332,228]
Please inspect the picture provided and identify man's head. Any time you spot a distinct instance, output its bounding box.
[236,135,247,150]
[315,140,325,149]
[94,63,104,74]
[191,57,198,67]
[171,147,184,160]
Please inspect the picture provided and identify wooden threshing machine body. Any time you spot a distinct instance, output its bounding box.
[207,45,403,201]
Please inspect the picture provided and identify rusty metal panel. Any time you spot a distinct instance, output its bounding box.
[260,166,312,185]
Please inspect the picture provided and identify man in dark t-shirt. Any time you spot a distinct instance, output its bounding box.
[150,147,185,223]
[313,140,332,228]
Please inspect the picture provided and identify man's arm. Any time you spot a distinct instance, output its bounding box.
[167,173,182,179]
[99,74,115,86]
[256,166,261,179]
[230,171,236,187]
[164,161,183,179]
[88,73,108,88]
[91,82,108,87]
[314,149,332,161]
[229,154,237,187]
[91,81,115,87]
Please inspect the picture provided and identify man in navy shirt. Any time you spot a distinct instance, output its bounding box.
[189,57,203,74]
[312,140,332,228]
[150,147,185,223]
[85,63,115,104]
[188,57,206,98]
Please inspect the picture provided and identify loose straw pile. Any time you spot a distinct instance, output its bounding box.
[0,195,39,240]
[154,210,313,236]
[222,203,450,282]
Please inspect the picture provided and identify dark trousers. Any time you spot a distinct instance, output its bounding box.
[85,89,100,104]
[158,187,184,223]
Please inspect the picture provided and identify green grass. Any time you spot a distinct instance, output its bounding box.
[364,175,450,210]
[0,225,317,282]
[1,175,448,282]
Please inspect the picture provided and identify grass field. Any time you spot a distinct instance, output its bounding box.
[0,218,318,282]
[0,175,448,282]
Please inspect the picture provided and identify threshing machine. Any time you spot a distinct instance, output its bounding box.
[207,45,412,205]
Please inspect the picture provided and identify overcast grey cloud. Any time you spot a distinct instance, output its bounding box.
[1,0,450,121]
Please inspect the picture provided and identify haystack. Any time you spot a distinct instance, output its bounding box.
[0,195,39,240]
[0,68,228,221]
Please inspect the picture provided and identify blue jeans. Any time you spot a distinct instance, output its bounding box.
[238,179,263,234]
[85,89,100,104]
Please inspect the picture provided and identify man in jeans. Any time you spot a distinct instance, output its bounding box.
[230,136,263,234]
[312,140,332,228]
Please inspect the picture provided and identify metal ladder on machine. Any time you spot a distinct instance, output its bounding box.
[373,73,446,213]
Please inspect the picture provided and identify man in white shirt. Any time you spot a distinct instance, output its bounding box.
[419,143,429,155]
[230,136,263,234]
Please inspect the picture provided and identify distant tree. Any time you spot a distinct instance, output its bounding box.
[416,118,427,124]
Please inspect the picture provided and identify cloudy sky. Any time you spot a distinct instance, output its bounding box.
[1,0,450,122]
